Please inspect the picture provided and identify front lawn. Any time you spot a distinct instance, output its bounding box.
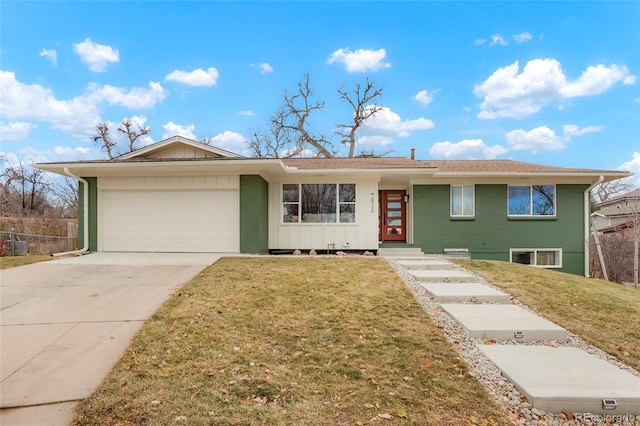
[74,257,510,425]
[0,254,53,269]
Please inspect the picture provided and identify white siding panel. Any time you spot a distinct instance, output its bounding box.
[268,181,379,250]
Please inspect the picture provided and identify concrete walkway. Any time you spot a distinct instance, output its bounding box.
[0,252,222,425]
[384,251,640,416]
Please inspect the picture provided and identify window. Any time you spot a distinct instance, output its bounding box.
[282,183,356,223]
[451,185,474,217]
[510,249,562,268]
[508,185,555,216]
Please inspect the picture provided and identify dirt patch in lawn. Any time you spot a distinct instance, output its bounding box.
[74,257,510,425]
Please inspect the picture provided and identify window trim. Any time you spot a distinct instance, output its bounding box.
[281,183,357,224]
[450,184,475,218]
[509,248,563,268]
[507,184,556,218]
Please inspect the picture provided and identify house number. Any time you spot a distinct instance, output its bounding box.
[370,193,375,213]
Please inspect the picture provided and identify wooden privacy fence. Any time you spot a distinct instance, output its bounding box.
[0,222,79,255]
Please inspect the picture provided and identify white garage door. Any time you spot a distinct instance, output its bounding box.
[101,189,239,252]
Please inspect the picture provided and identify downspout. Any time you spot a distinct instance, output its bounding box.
[584,175,604,277]
[53,167,89,257]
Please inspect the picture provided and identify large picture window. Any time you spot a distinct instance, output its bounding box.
[510,248,562,268]
[451,185,474,217]
[508,185,555,216]
[282,183,356,223]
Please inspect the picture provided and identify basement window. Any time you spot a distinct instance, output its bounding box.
[510,249,562,268]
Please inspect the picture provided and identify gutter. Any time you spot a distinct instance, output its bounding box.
[584,175,604,277]
[53,167,89,257]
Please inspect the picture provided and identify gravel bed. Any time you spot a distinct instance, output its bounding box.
[386,258,640,426]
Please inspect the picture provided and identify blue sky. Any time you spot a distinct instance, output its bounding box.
[1,1,639,187]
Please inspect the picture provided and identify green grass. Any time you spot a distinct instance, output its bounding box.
[456,259,640,372]
[0,254,53,269]
[74,257,510,426]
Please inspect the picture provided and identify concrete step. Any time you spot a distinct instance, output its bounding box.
[440,304,568,342]
[377,248,425,257]
[408,269,477,283]
[420,283,512,303]
[479,345,640,415]
[395,259,454,270]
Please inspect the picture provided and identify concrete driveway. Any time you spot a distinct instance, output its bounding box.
[0,252,222,425]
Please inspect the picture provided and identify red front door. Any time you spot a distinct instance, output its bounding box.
[379,190,406,241]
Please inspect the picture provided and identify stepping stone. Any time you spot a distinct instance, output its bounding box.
[396,259,454,270]
[408,269,476,283]
[479,345,640,415]
[421,283,512,303]
[440,304,568,342]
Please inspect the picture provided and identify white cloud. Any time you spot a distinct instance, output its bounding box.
[327,48,391,73]
[238,110,256,116]
[474,39,487,46]
[162,121,196,140]
[0,121,35,140]
[0,70,101,136]
[53,146,92,156]
[353,106,434,149]
[474,59,636,119]
[429,139,507,159]
[562,124,603,137]
[0,71,166,138]
[40,48,58,66]
[251,63,273,74]
[506,126,565,153]
[490,34,508,46]
[165,67,219,87]
[412,89,434,106]
[208,131,248,155]
[360,106,434,137]
[513,32,532,44]
[619,152,640,189]
[73,38,119,72]
[85,81,168,109]
[560,64,636,97]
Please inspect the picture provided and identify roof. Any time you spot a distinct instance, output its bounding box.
[282,157,431,170]
[33,137,632,185]
[421,159,623,174]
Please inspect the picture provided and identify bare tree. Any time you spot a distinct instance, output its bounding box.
[336,78,383,158]
[250,74,385,158]
[1,161,51,216]
[118,118,150,153]
[93,122,117,159]
[270,73,335,158]
[593,179,632,203]
[51,177,79,218]
[245,124,303,159]
[93,118,151,158]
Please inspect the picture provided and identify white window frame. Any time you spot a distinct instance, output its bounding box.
[507,185,556,217]
[450,184,475,217]
[509,248,563,268]
[281,183,356,224]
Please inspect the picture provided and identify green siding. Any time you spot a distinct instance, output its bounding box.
[78,177,98,251]
[240,175,269,254]
[412,184,587,275]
